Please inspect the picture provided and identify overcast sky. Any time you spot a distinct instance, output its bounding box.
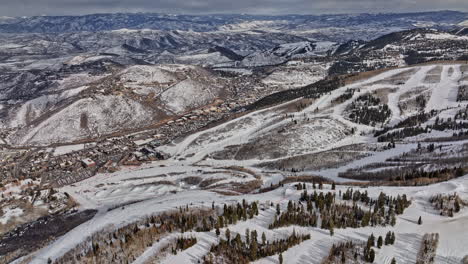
[0,0,467,17]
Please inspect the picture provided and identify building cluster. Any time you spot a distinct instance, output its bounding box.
[0,74,270,187]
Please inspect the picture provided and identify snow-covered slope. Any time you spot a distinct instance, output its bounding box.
[2,64,229,146]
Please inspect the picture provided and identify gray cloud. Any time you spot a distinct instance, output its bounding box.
[0,0,467,16]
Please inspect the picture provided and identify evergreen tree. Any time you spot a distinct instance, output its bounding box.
[262,232,266,245]
[368,249,375,263]
[384,231,391,245]
[250,239,258,260]
[390,213,396,226]
[391,257,396,264]
[279,253,283,264]
[367,233,375,248]
[225,228,231,242]
[377,236,383,248]
[332,182,336,190]
[417,216,422,225]
[276,204,281,215]
[454,199,461,213]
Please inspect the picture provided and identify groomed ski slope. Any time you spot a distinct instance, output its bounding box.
[21,63,468,264]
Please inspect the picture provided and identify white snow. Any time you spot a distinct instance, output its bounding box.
[0,207,23,224]
[53,144,85,156]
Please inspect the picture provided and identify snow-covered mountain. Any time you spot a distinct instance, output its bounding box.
[2,11,468,264]
[0,11,466,35]
[4,62,468,264]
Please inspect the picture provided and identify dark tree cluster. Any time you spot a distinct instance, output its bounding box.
[55,201,261,264]
[340,166,466,186]
[454,106,468,120]
[347,94,391,126]
[416,233,439,264]
[172,236,197,254]
[216,200,259,230]
[204,229,310,264]
[55,207,215,264]
[432,118,468,131]
[377,126,427,142]
[374,111,436,141]
[324,231,396,264]
[269,190,409,232]
[332,88,356,104]
[429,193,463,217]
[457,85,468,102]
[375,109,468,142]
[246,76,344,110]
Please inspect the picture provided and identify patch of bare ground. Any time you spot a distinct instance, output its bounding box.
[343,67,395,85]
[209,179,262,195]
[423,65,442,83]
[368,68,419,86]
[0,193,77,235]
[221,166,260,179]
[258,150,369,171]
[399,86,430,101]
[275,98,316,114]
[0,209,97,264]
[212,118,352,161]
[0,201,48,235]
[181,176,203,185]
[372,87,398,104]
[258,175,331,193]
[461,64,468,73]
[199,178,225,188]
[398,87,431,115]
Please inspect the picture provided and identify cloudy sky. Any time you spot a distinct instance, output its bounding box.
[0,0,467,16]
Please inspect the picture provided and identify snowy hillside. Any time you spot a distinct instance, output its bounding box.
[2,11,468,264]
[3,63,468,264]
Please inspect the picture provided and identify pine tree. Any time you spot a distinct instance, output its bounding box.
[215,225,220,236]
[225,228,231,242]
[332,182,336,190]
[391,257,396,264]
[279,253,283,264]
[384,231,391,245]
[250,239,258,260]
[377,236,383,248]
[276,204,281,215]
[367,233,375,248]
[390,213,396,226]
[262,232,266,245]
[245,228,250,244]
[329,220,335,236]
[341,251,346,263]
[390,232,396,245]
[454,199,461,213]
[369,249,375,263]
[417,216,422,225]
